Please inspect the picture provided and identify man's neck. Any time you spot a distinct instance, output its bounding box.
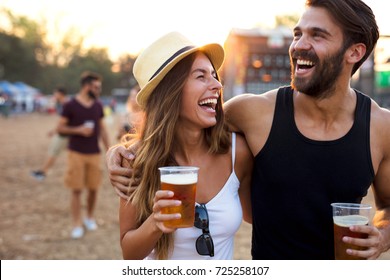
[76,91,95,107]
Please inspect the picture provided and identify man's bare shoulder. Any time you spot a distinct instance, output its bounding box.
[224,89,278,113]
[224,89,278,134]
[370,101,390,214]
[371,101,390,145]
[371,100,390,125]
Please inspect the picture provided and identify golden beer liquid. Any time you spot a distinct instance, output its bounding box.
[160,174,197,228]
[333,215,369,260]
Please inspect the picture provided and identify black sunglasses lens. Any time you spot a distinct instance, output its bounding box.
[194,204,214,257]
[196,233,214,257]
[194,205,208,229]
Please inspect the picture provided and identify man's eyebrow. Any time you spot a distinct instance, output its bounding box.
[293,26,331,36]
[311,27,331,36]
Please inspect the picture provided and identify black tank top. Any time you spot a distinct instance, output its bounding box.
[251,86,374,259]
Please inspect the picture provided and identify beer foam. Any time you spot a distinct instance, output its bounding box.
[333,215,369,227]
[160,173,197,185]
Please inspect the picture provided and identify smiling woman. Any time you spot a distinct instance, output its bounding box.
[115,31,253,260]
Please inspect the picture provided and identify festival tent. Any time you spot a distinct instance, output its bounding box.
[13,81,40,95]
[0,81,42,112]
[0,80,21,96]
[12,82,41,112]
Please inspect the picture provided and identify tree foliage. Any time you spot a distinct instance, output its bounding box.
[0,32,41,84]
[275,14,300,29]
[0,8,136,96]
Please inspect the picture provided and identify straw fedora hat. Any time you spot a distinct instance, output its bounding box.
[133,32,225,108]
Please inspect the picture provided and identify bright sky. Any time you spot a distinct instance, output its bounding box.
[1,0,389,60]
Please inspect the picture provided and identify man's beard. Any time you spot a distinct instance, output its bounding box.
[88,90,97,100]
[290,47,346,99]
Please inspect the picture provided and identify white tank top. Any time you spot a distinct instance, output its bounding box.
[147,133,243,260]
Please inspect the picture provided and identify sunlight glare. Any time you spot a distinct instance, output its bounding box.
[1,0,388,60]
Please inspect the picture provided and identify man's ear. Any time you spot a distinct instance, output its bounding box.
[346,43,367,64]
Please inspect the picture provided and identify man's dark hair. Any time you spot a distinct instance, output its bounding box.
[56,86,67,95]
[306,0,379,75]
[80,71,102,86]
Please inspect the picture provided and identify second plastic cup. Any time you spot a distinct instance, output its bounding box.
[159,166,199,228]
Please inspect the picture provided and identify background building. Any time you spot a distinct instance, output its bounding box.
[222,27,292,100]
[222,27,390,108]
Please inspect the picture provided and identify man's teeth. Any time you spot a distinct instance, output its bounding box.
[297,59,314,66]
[199,99,217,106]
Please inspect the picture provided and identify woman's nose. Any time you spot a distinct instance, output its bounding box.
[210,77,222,92]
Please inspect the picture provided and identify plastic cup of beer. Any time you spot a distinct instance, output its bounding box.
[159,166,199,228]
[331,202,371,260]
[83,120,95,129]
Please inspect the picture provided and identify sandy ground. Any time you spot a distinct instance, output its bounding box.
[0,112,388,260]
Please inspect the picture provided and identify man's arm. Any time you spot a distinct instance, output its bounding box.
[345,106,390,259]
[372,173,390,257]
[224,90,277,157]
[371,107,390,257]
[57,116,93,137]
[224,93,255,133]
[106,144,134,199]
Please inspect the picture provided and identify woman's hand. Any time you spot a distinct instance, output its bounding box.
[152,190,182,233]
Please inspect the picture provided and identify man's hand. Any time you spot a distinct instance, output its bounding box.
[106,145,135,199]
[78,125,94,137]
[343,225,386,259]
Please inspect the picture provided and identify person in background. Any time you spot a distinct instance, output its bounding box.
[107,0,390,260]
[116,84,142,142]
[31,87,69,181]
[57,71,110,239]
[118,32,253,259]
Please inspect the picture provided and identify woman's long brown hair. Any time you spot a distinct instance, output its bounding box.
[128,51,230,259]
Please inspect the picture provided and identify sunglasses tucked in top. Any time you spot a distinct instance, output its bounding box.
[150,133,242,260]
[194,203,214,257]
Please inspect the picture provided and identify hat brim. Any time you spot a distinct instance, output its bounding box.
[136,43,224,108]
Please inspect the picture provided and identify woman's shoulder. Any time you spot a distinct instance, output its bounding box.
[233,133,253,164]
[232,133,253,202]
